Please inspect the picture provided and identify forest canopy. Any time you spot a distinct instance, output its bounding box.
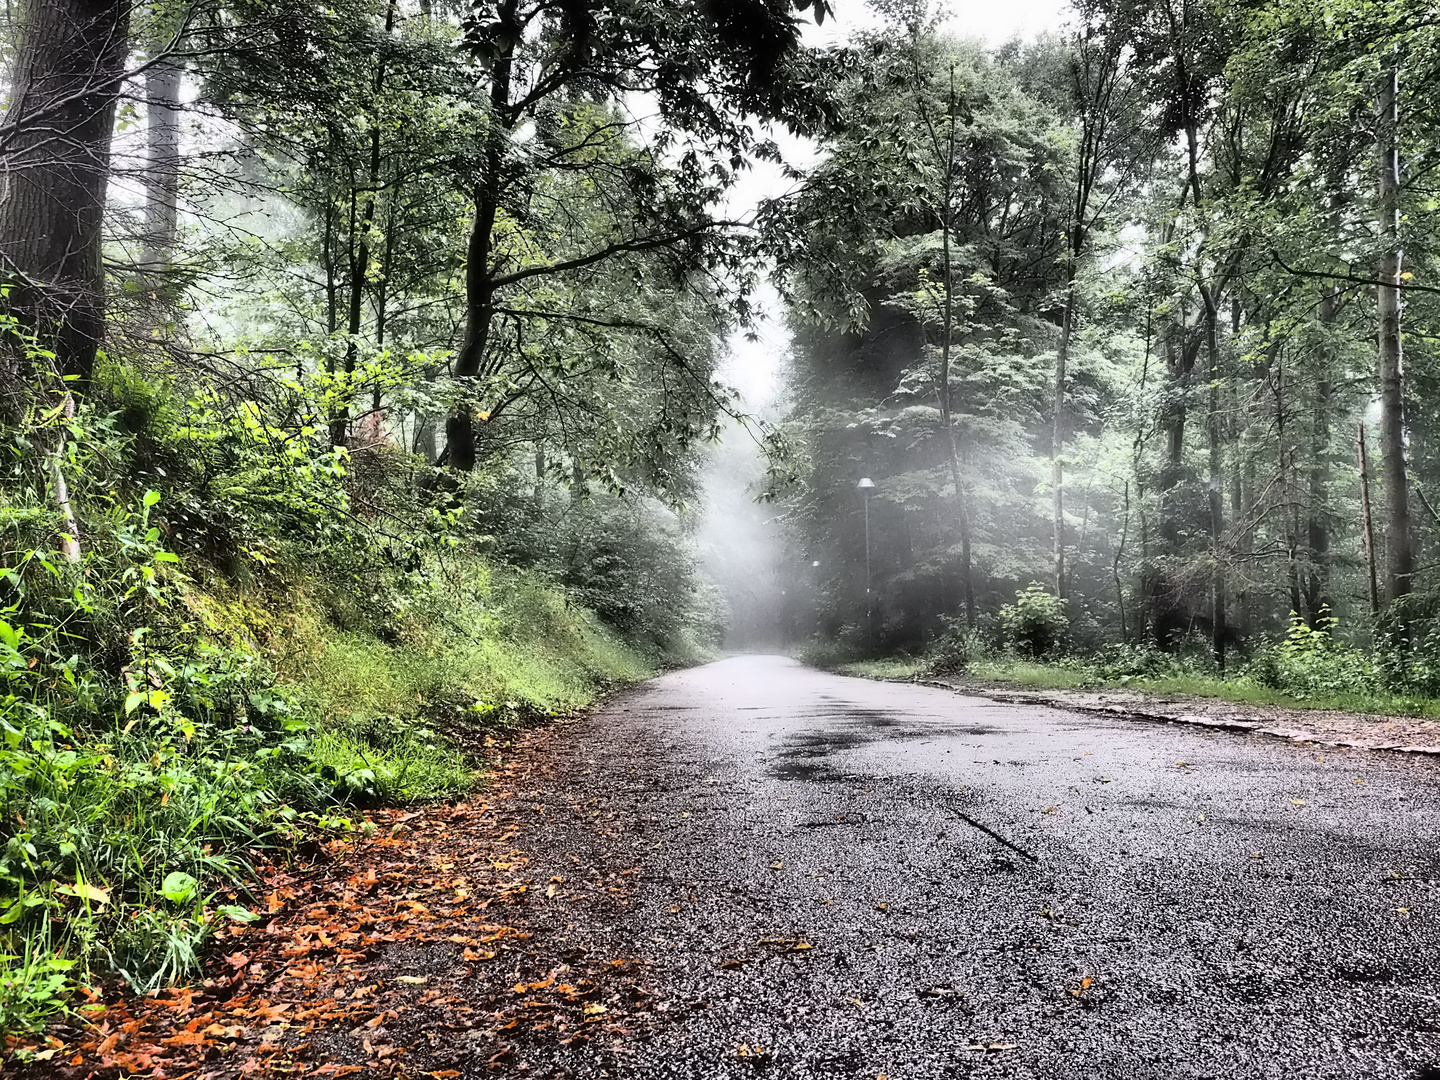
[776,0,1440,690]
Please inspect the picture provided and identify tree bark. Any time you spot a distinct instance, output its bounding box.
[447,0,519,474]
[1303,368,1332,624]
[1051,280,1072,599]
[1184,112,1227,672]
[0,0,132,388]
[1358,420,1380,619]
[1375,59,1413,606]
[333,0,397,447]
[142,59,182,274]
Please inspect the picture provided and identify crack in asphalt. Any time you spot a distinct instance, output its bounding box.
[952,811,1041,864]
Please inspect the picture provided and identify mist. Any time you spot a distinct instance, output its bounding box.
[695,296,794,651]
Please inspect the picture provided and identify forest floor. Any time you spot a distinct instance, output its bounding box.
[16,715,662,1080]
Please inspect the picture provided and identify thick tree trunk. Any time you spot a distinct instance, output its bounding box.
[0,0,132,387]
[1376,61,1413,606]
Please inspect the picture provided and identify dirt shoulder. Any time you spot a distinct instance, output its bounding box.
[907,675,1440,755]
[12,716,656,1079]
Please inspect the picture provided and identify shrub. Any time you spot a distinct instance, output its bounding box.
[925,614,991,675]
[1080,641,1213,683]
[999,583,1068,659]
[1253,611,1379,699]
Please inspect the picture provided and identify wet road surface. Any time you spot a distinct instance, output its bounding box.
[517,655,1440,1079]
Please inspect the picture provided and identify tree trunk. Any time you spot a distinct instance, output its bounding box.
[1204,299,1226,673]
[1303,370,1332,624]
[333,0,397,448]
[1051,279,1072,599]
[1275,352,1303,620]
[939,220,974,628]
[141,60,182,274]
[447,0,519,474]
[1185,113,1226,672]
[1376,59,1413,605]
[1359,420,1380,619]
[0,0,132,388]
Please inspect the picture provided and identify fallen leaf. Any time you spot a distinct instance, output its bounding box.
[162,1031,208,1048]
[56,881,110,907]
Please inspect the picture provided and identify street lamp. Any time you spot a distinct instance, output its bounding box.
[857,477,875,626]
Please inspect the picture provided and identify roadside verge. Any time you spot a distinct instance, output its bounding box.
[849,670,1440,755]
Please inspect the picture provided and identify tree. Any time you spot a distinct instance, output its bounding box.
[442,0,836,473]
[780,22,1072,643]
[0,0,133,388]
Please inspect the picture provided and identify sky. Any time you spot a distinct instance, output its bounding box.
[808,0,1072,49]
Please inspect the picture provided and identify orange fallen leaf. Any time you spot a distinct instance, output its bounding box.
[162,1030,208,1047]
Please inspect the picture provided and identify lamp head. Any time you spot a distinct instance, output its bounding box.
[857,477,875,491]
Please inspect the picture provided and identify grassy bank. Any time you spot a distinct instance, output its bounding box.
[0,550,659,1037]
[0,366,702,1038]
[835,654,1440,720]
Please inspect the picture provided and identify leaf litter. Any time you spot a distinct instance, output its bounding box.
[7,731,659,1078]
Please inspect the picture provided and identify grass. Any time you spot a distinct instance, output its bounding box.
[835,657,928,680]
[0,555,661,1035]
[955,658,1440,719]
[967,660,1096,691]
[825,641,1440,721]
[283,561,657,804]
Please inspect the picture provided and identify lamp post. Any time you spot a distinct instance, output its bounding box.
[857,477,875,627]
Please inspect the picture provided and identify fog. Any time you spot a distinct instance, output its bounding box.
[695,292,793,650]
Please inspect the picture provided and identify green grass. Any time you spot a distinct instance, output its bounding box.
[310,729,476,803]
[293,562,657,804]
[835,657,928,680]
[967,660,1096,691]
[959,659,1440,719]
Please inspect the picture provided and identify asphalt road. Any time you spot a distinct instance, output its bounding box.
[515,655,1440,1079]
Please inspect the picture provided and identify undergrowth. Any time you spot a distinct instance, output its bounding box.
[0,347,679,1037]
[822,584,1440,722]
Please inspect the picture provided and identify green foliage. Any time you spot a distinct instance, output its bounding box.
[924,615,991,675]
[1252,612,1380,700]
[0,356,685,1036]
[1073,642,1216,684]
[999,584,1068,659]
[0,929,75,1036]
